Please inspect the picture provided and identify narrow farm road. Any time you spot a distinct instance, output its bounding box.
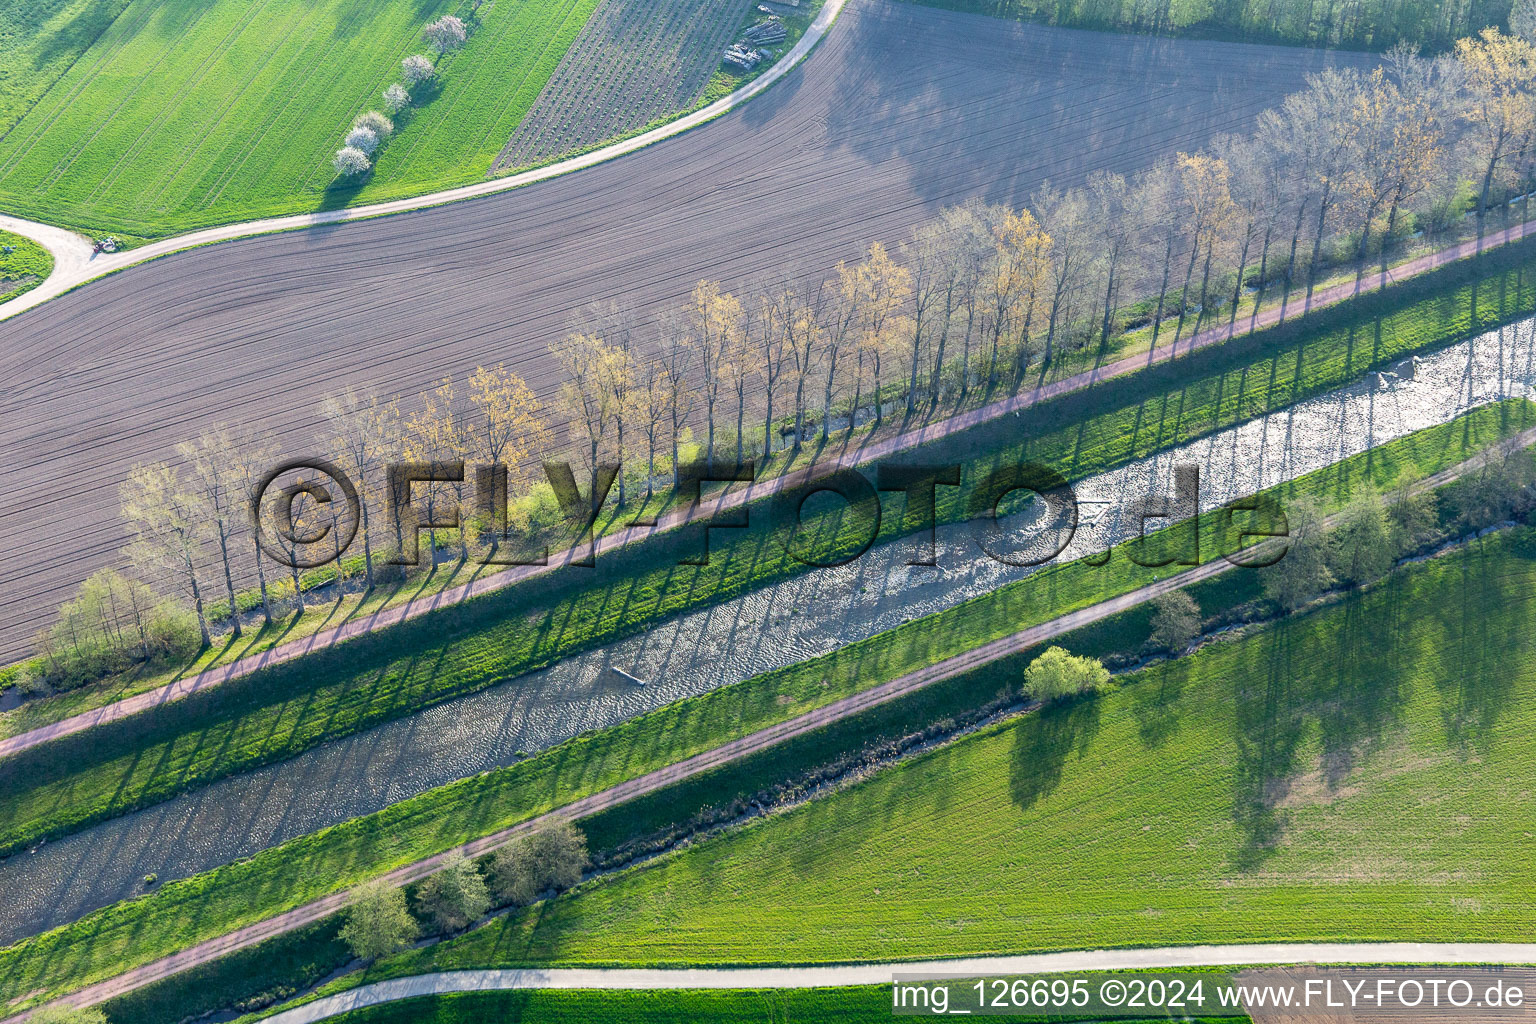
[0,0,851,326]
[3,212,1531,763]
[15,426,1533,1022]
[260,943,1536,1024]
[0,215,94,291]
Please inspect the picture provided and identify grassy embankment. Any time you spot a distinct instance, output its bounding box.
[329,510,1536,974]
[2,240,1535,863]
[276,987,1248,1024]
[0,229,52,303]
[4,399,1529,1018]
[0,0,600,239]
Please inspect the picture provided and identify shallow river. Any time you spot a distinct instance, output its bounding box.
[3,319,1534,944]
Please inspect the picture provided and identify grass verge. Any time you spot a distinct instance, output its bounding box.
[0,229,53,304]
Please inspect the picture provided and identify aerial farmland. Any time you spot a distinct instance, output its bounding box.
[3,0,1536,1022]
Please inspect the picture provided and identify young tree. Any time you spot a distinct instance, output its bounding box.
[550,332,621,491]
[773,278,824,448]
[752,281,792,457]
[689,280,743,465]
[424,15,468,57]
[850,242,910,422]
[322,388,400,586]
[121,461,212,648]
[657,313,696,487]
[341,880,417,960]
[1148,590,1201,652]
[405,378,470,562]
[414,854,491,933]
[1262,498,1334,611]
[1329,490,1394,586]
[489,821,589,905]
[1133,157,1185,353]
[465,364,548,485]
[821,261,863,436]
[333,147,370,177]
[1024,646,1109,702]
[901,217,955,414]
[176,426,245,637]
[1454,27,1536,250]
[384,84,411,114]
[229,426,281,625]
[636,355,672,500]
[344,126,379,156]
[1169,152,1237,348]
[1086,170,1133,350]
[402,55,435,87]
[354,111,393,139]
[1032,184,1092,363]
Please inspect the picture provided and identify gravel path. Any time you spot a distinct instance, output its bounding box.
[260,944,1536,1024]
[0,0,1369,660]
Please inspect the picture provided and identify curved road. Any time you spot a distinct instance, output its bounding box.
[260,944,1536,1024]
[0,0,850,324]
[0,0,1368,661]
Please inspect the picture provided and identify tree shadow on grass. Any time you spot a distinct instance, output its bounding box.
[1007,694,1101,813]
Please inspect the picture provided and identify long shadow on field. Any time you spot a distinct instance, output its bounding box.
[821,1,1372,214]
[1007,693,1100,812]
[1229,577,1410,870]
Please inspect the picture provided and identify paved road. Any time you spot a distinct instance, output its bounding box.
[260,944,1536,1024]
[0,0,848,325]
[20,424,1531,1021]
[0,0,1367,660]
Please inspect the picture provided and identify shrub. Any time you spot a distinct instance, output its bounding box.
[383,84,410,114]
[402,55,435,87]
[344,126,379,155]
[32,570,198,688]
[414,855,490,933]
[353,111,393,139]
[1024,646,1108,702]
[339,881,416,961]
[333,146,371,177]
[1328,491,1394,586]
[1148,590,1200,653]
[489,821,589,906]
[26,1007,107,1024]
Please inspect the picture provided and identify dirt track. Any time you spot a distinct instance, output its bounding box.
[0,0,1365,660]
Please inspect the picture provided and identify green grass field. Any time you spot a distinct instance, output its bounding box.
[0,0,132,134]
[2,243,1533,865]
[0,228,53,302]
[0,0,601,237]
[2,403,1526,1016]
[355,523,1536,971]
[284,987,1248,1024]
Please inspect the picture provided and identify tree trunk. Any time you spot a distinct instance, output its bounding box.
[1191,240,1215,339]
[1149,235,1174,355]
[1171,233,1201,351]
[1099,257,1117,349]
[1279,199,1308,324]
[1303,183,1332,310]
[1249,223,1272,332]
[216,530,241,639]
[1228,228,1252,336]
[252,537,274,626]
[187,559,211,648]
